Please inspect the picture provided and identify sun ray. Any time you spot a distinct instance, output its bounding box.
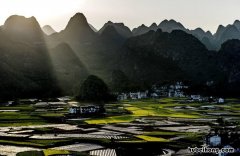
[0,0,86,25]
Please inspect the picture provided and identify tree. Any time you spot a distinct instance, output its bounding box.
[76,75,115,102]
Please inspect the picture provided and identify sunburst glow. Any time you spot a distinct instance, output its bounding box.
[0,0,86,30]
[0,0,85,17]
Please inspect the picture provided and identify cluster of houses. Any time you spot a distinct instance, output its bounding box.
[188,95,225,103]
[151,82,189,98]
[68,101,104,116]
[117,91,148,101]
[116,82,225,104]
[69,105,103,116]
[117,82,188,100]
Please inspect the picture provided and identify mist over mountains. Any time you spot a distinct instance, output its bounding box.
[1,13,240,99]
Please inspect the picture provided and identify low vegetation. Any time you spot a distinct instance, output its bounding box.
[136,135,169,142]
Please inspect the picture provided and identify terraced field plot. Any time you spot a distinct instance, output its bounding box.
[0,98,239,155]
[85,98,203,124]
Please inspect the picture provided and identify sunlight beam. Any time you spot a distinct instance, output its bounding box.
[0,0,86,30]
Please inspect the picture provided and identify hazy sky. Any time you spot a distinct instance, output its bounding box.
[0,0,240,33]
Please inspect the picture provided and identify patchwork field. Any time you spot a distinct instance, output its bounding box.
[0,98,239,155]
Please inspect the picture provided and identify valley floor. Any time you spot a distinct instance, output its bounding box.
[0,98,239,156]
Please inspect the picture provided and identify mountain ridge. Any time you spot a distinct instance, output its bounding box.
[0,13,240,98]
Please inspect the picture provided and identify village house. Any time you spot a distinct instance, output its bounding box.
[129,91,148,100]
[218,98,225,104]
[7,101,14,106]
[152,82,188,98]
[190,95,201,101]
[117,91,148,101]
[69,105,103,115]
[150,92,159,98]
[117,93,128,101]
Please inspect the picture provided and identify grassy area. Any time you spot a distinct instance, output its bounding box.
[0,140,43,147]
[125,106,201,118]
[0,103,69,126]
[0,97,239,149]
[17,150,89,156]
[144,131,187,136]
[85,98,202,124]
[136,135,169,142]
[40,113,65,117]
[0,105,33,111]
[86,115,134,124]
[0,111,47,127]
[43,149,70,156]
[0,139,72,147]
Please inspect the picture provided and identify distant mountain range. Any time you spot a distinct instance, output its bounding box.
[131,19,240,51]
[1,13,240,98]
[40,15,240,51]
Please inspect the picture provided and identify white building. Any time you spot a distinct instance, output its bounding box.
[209,135,221,146]
[190,95,201,101]
[218,98,225,104]
[153,82,188,98]
[140,91,148,99]
[129,91,148,100]
[117,93,128,101]
[129,92,140,100]
[69,105,101,115]
[151,93,159,98]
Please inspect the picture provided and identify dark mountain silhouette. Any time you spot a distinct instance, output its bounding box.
[1,13,240,98]
[233,20,240,31]
[217,25,240,44]
[100,25,125,42]
[62,13,97,42]
[191,28,212,40]
[132,20,217,50]
[99,21,132,38]
[158,19,186,32]
[217,39,240,96]
[149,23,158,31]
[0,15,59,98]
[191,28,216,50]
[201,37,216,51]
[3,15,44,43]
[132,22,165,36]
[42,25,56,35]
[50,43,88,94]
[132,24,152,36]
[214,25,226,41]
[212,24,240,50]
[45,13,99,79]
[89,23,98,32]
[47,14,126,84]
[218,39,240,83]
[49,13,97,47]
[132,19,187,36]
[118,30,222,87]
